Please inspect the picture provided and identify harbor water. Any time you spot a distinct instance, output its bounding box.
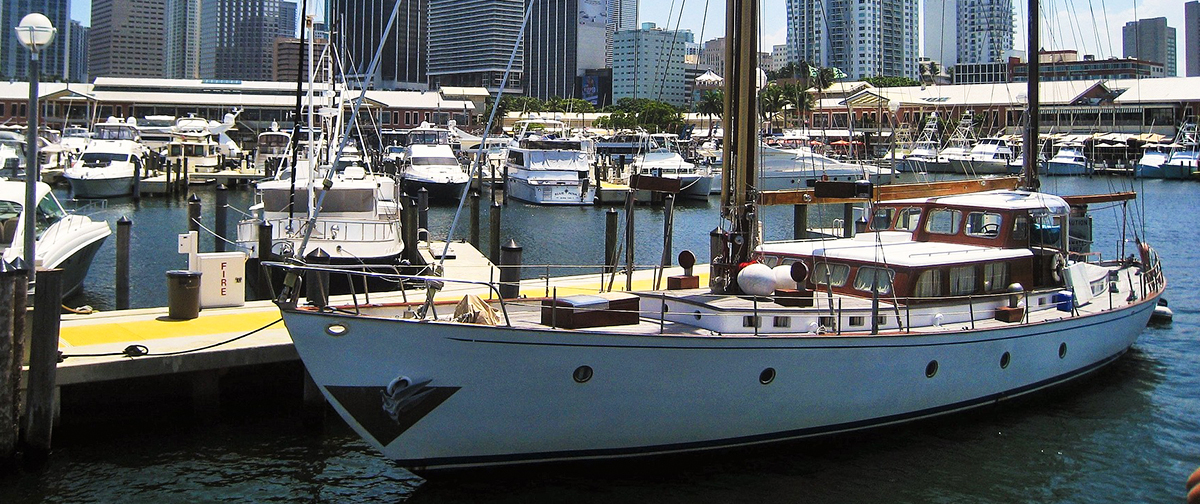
[3,175,1198,502]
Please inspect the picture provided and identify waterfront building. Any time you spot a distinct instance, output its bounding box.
[164,0,201,79]
[200,0,283,81]
[771,44,789,71]
[525,0,608,101]
[605,0,637,68]
[952,62,1008,84]
[2,0,70,80]
[89,0,167,79]
[1012,51,1164,81]
[699,37,724,75]
[1185,2,1199,77]
[785,0,918,80]
[612,22,689,107]
[68,20,88,83]
[327,0,427,90]
[427,0,524,93]
[272,37,330,82]
[1123,17,1176,77]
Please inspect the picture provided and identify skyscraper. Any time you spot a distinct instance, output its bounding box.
[605,0,636,68]
[427,0,524,93]
[1187,2,1200,77]
[957,0,1012,64]
[68,20,88,82]
[3,0,72,80]
[199,0,281,81]
[164,0,201,79]
[327,0,427,90]
[612,22,689,107]
[525,0,608,101]
[923,0,957,68]
[279,0,297,38]
[786,0,918,80]
[1123,17,1177,77]
[89,0,167,79]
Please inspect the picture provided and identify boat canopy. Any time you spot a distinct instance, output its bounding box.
[885,189,1070,216]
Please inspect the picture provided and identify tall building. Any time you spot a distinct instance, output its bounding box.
[957,0,1012,64]
[164,0,201,79]
[3,0,71,80]
[68,20,88,82]
[199,0,282,81]
[605,0,637,68]
[279,0,296,38]
[785,0,918,80]
[699,37,724,75]
[1184,2,1199,77]
[427,0,524,93]
[923,0,957,68]
[612,22,689,107]
[89,0,167,79]
[770,44,789,71]
[273,37,330,82]
[525,0,608,101]
[327,0,427,90]
[1123,17,1176,77]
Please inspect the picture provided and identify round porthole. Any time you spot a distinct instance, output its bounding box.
[694,310,702,320]
[1000,352,1011,369]
[325,323,348,337]
[573,365,593,383]
[759,367,776,385]
[1059,343,1067,359]
[925,360,939,378]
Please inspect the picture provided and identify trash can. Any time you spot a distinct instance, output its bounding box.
[167,270,203,320]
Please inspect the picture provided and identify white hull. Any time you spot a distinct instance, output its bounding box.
[283,288,1158,471]
[506,172,595,205]
[65,174,135,198]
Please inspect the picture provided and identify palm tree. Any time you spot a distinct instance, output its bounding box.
[759,84,786,134]
[781,83,813,129]
[697,90,724,137]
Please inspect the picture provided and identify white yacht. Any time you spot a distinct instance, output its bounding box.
[254,122,291,177]
[63,118,147,198]
[136,115,176,151]
[934,113,978,173]
[950,137,1018,175]
[0,180,111,297]
[757,144,893,190]
[0,131,27,178]
[631,133,712,199]
[894,118,949,173]
[504,120,595,205]
[397,124,470,200]
[59,126,91,155]
[1045,143,1091,176]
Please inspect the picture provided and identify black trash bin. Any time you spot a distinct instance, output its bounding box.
[166,270,202,320]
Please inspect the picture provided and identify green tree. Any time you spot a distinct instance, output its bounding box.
[638,101,684,133]
[697,90,724,136]
[759,84,786,134]
[781,83,813,128]
[863,75,920,88]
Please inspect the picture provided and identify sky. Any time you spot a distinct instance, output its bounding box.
[68,0,1188,74]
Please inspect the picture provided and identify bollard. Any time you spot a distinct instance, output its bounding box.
[469,190,480,248]
[604,208,618,273]
[624,190,635,291]
[304,248,330,309]
[417,188,429,243]
[489,202,501,265]
[0,261,15,473]
[23,267,61,470]
[498,239,523,299]
[116,217,131,310]
[215,184,228,252]
[188,193,201,235]
[794,204,809,240]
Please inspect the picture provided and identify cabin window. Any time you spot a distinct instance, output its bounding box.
[914,269,943,298]
[35,194,66,239]
[897,208,922,231]
[949,265,977,296]
[964,212,1003,238]
[983,262,1009,293]
[1012,215,1029,241]
[1031,215,1063,248]
[925,209,962,235]
[812,262,850,287]
[870,207,895,231]
[853,266,894,294]
[507,151,524,166]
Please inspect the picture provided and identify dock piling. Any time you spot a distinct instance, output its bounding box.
[165,159,172,194]
[793,204,809,240]
[417,188,429,243]
[182,158,190,192]
[116,217,131,310]
[502,163,509,205]
[215,184,228,252]
[304,248,330,309]
[624,190,635,291]
[23,267,62,470]
[257,220,274,299]
[188,193,201,235]
[0,261,16,473]
[604,208,618,273]
[489,202,501,265]
[401,193,419,263]
[10,258,27,443]
[469,190,480,248]
[132,157,142,202]
[499,239,522,299]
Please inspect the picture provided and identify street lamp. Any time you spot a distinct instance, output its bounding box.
[15,13,56,277]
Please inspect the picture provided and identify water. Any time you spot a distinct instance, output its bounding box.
[4,176,1199,502]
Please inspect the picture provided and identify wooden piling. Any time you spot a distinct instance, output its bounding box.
[842,203,854,238]
[604,208,618,273]
[0,261,16,473]
[469,190,480,248]
[417,188,429,243]
[165,159,172,194]
[188,193,201,235]
[489,202,501,265]
[9,258,27,447]
[624,190,636,291]
[23,267,62,469]
[132,157,142,202]
[215,184,228,252]
[182,157,190,192]
[257,220,274,299]
[116,217,131,310]
[793,204,809,240]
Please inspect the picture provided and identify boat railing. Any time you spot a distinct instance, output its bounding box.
[240,217,400,243]
[61,198,108,216]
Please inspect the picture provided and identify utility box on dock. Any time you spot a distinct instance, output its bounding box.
[195,252,246,308]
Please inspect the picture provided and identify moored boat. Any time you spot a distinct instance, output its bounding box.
[63,118,148,198]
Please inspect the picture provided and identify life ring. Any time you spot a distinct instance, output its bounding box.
[1049,252,1066,284]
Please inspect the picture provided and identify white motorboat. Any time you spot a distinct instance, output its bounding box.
[1136,123,1196,179]
[0,131,27,178]
[0,180,111,297]
[631,133,712,199]
[396,124,470,200]
[950,137,1018,175]
[504,120,595,205]
[757,144,893,190]
[270,0,1164,473]
[136,115,176,151]
[1045,143,1091,176]
[254,122,291,177]
[63,118,148,198]
[934,113,978,173]
[894,117,949,173]
[59,126,91,155]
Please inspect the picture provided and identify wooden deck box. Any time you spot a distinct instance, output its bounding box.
[541,292,641,329]
[667,275,700,290]
[994,306,1025,323]
[774,288,815,307]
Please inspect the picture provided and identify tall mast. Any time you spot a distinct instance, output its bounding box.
[710,0,759,294]
[1022,0,1040,190]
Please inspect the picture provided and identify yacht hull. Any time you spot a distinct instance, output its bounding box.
[1045,161,1091,176]
[400,178,469,201]
[1136,162,1193,179]
[281,290,1158,471]
[506,175,595,205]
[65,175,134,198]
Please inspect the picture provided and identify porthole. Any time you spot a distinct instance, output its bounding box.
[759,367,776,384]
[325,323,348,337]
[925,360,939,378]
[694,310,702,320]
[573,365,593,383]
[1058,343,1067,359]
[1000,352,1011,369]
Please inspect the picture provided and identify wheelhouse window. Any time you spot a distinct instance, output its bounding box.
[870,207,895,231]
[983,262,1009,293]
[914,269,943,298]
[1031,215,1064,248]
[964,212,1003,238]
[1012,214,1029,241]
[812,262,850,287]
[853,266,895,294]
[897,208,922,231]
[949,265,977,295]
[925,208,962,235]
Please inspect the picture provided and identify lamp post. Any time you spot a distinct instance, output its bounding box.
[15,13,57,277]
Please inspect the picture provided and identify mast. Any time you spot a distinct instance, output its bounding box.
[1021,0,1040,190]
[710,0,759,294]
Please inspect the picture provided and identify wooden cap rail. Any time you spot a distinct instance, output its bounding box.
[759,176,1021,206]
